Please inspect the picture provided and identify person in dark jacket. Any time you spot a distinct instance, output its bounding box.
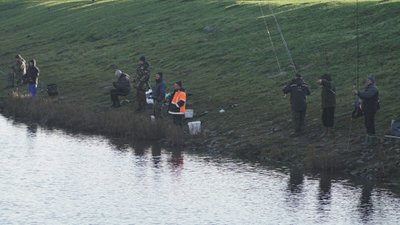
[168,81,186,127]
[110,69,131,108]
[25,59,39,97]
[283,73,311,136]
[152,72,167,118]
[353,75,379,140]
[135,56,150,112]
[317,74,336,137]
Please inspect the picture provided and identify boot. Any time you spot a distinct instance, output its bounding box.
[364,135,371,145]
[370,135,378,145]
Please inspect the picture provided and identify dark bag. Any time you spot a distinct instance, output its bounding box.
[351,99,364,119]
[47,83,58,96]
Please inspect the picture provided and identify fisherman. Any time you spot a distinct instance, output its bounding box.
[134,56,150,112]
[353,75,379,144]
[152,72,167,118]
[283,73,311,136]
[11,54,26,87]
[110,69,131,108]
[317,74,336,137]
[168,81,186,127]
[25,59,39,97]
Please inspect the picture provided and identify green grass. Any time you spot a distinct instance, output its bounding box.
[1,0,400,178]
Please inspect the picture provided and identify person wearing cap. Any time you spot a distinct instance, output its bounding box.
[11,54,26,87]
[317,74,336,137]
[283,73,311,136]
[110,69,131,108]
[168,81,186,126]
[135,56,150,112]
[25,59,40,97]
[152,72,167,118]
[353,75,379,143]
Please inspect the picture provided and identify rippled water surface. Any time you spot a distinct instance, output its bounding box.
[0,115,399,225]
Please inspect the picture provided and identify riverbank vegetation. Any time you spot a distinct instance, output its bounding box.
[1,94,183,144]
[0,0,399,183]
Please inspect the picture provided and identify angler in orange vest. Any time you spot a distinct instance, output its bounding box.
[168,81,186,126]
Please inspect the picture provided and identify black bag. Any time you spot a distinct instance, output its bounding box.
[351,99,364,119]
[47,83,58,96]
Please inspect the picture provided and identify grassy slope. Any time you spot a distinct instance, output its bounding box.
[0,0,399,178]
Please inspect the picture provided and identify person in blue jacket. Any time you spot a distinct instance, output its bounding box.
[353,75,379,143]
[152,72,167,118]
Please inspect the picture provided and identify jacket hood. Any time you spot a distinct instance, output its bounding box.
[156,74,164,83]
[29,59,37,67]
[291,77,304,85]
[120,73,130,79]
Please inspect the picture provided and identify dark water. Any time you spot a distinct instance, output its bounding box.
[0,115,399,225]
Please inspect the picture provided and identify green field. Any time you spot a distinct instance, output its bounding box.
[1,0,400,179]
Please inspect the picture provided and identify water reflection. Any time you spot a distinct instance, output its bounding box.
[133,141,148,156]
[285,168,305,209]
[151,143,162,168]
[25,123,38,150]
[26,123,38,137]
[170,150,184,170]
[288,168,304,194]
[108,138,130,152]
[359,184,374,223]
[318,173,333,206]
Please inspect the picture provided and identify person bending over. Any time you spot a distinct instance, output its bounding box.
[111,69,131,108]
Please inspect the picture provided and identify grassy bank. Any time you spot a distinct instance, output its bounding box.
[0,0,399,181]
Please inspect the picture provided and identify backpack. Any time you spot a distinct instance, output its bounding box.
[47,83,58,96]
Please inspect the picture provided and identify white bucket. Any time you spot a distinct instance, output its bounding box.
[146,89,153,104]
[188,121,201,135]
[146,98,154,104]
[185,109,194,118]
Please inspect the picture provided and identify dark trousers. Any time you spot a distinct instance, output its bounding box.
[172,114,184,127]
[136,89,146,111]
[292,110,306,133]
[322,107,335,128]
[110,89,127,106]
[7,73,15,87]
[153,101,163,118]
[364,111,376,135]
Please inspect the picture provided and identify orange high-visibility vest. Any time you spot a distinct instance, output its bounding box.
[169,90,186,115]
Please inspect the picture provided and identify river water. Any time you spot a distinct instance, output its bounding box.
[0,115,399,225]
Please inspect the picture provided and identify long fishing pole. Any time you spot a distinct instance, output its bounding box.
[258,2,282,73]
[268,2,297,74]
[356,0,360,90]
[346,0,361,152]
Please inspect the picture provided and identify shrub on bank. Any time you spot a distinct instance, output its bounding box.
[1,95,183,144]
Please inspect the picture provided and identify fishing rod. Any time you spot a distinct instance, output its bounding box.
[268,2,297,74]
[258,2,282,74]
[346,0,361,152]
[355,0,360,91]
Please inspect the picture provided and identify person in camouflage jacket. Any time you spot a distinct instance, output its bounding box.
[135,56,150,112]
[11,54,26,87]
